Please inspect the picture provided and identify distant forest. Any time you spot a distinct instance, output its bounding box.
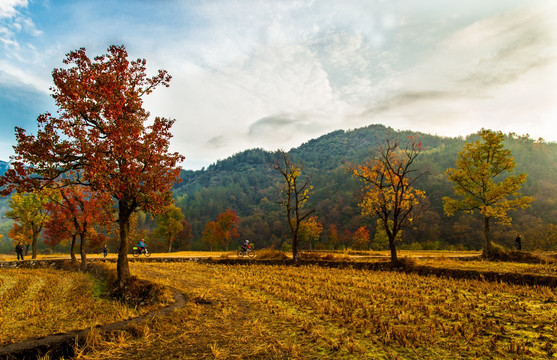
[1,124,557,253]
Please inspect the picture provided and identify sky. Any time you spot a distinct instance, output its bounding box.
[1,0,556,170]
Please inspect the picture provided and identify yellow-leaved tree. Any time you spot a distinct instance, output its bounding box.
[298,215,323,250]
[351,138,427,263]
[5,189,53,259]
[443,129,533,256]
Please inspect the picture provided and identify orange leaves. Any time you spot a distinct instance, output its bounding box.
[201,209,241,250]
[216,209,241,243]
[350,138,427,262]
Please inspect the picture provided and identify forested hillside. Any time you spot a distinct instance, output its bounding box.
[173,124,557,251]
[2,125,557,253]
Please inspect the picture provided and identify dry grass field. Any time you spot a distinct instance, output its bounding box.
[0,251,229,262]
[67,261,557,360]
[0,268,147,345]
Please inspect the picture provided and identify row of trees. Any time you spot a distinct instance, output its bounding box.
[170,125,556,254]
[274,130,532,263]
[4,188,242,264]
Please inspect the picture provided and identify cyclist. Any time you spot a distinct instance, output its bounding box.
[137,238,147,254]
[241,239,250,253]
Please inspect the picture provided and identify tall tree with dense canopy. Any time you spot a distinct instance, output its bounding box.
[0,45,184,286]
[443,129,533,255]
[351,138,427,263]
[273,151,315,262]
[5,189,52,259]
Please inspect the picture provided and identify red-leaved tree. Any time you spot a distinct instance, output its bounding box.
[44,186,114,271]
[0,45,184,286]
[216,209,241,251]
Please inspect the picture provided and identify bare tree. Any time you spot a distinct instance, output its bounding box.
[273,151,315,262]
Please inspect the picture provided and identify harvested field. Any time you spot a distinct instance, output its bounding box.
[71,261,557,359]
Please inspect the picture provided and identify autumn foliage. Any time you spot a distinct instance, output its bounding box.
[443,129,533,254]
[5,189,52,259]
[0,45,184,284]
[351,138,426,262]
[274,151,315,262]
[44,186,114,270]
[201,209,240,251]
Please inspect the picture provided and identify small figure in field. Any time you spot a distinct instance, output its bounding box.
[15,242,24,261]
[102,244,108,258]
[137,238,147,254]
[515,234,522,250]
[241,239,250,252]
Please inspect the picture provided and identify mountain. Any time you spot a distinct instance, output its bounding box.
[174,124,557,251]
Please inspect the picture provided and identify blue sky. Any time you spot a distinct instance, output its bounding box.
[1,0,556,169]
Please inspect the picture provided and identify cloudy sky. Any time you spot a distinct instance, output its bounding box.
[1,0,556,169]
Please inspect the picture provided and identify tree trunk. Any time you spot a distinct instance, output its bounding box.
[167,236,172,253]
[483,216,492,254]
[117,201,133,288]
[70,235,77,262]
[388,237,398,263]
[292,234,299,263]
[31,230,38,259]
[79,233,87,272]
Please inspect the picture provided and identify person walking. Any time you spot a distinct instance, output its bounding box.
[515,234,522,250]
[15,242,24,261]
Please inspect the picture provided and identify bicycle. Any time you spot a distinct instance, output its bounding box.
[132,246,151,257]
[237,246,255,258]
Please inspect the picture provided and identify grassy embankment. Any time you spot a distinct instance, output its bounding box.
[0,268,149,345]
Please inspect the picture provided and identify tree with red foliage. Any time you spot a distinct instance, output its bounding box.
[201,209,241,251]
[45,186,114,271]
[216,209,241,251]
[0,45,184,286]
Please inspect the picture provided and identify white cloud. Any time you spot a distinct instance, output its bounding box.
[0,60,51,93]
[0,0,27,19]
[359,1,557,140]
